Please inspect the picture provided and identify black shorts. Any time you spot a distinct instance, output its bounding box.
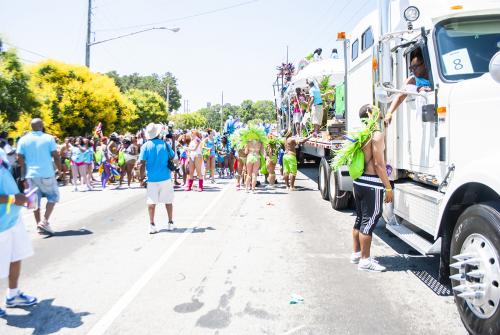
[353,175,384,236]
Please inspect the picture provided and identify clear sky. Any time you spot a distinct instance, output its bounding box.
[0,0,375,112]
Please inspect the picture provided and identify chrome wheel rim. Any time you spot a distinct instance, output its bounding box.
[451,233,500,319]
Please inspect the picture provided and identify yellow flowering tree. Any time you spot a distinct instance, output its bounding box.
[15,60,136,138]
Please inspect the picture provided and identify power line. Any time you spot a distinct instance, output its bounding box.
[3,42,48,59]
[94,0,260,32]
[325,0,372,44]
[19,57,37,64]
[292,0,351,65]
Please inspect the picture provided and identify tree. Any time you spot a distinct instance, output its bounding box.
[0,49,38,126]
[237,99,255,124]
[12,60,135,138]
[125,89,167,132]
[106,71,181,112]
[196,100,276,130]
[197,104,239,131]
[251,100,276,122]
[168,112,206,130]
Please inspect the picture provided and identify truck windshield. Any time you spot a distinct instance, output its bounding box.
[436,16,500,80]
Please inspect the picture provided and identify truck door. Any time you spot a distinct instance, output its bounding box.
[403,46,438,173]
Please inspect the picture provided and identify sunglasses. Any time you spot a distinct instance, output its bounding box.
[409,62,424,71]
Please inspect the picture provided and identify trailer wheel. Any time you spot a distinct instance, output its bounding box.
[318,158,329,200]
[328,169,350,210]
[450,202,500,335]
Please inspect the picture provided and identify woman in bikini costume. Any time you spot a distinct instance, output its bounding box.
[70,137,92,192]
[186,130,204,192]
[177,134,190,186]
[204,129,216,183]
[266,137,282,186]
[240,127,268,193]
[230,130,246,190]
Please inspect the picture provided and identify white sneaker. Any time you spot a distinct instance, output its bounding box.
[149,224,158,234]
[73,186,79,192]
[167,221,174,231]
[37,222,54,235]
[358,257,386,272]
[350,252,361,264]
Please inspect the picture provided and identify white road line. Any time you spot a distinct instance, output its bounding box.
[87,182,232,335]
[282,325,306,335]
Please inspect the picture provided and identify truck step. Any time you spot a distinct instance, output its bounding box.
[394,182,443,236]
[385,222,441,255]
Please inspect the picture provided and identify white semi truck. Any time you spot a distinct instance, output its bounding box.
[315,1,500,333]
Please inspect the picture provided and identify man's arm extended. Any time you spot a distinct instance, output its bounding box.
[384,76,415,125]
[299,134,313,144]
[372,132,393,203]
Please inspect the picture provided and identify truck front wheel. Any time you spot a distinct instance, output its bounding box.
[450,203,500,335]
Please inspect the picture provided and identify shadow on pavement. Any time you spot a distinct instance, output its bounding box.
[43,229,93,238]
[374,223,452,297]
[3,299,90,335]
[298,164,320,183]
[159,226,216,234]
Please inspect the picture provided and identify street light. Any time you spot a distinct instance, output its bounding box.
[85,26,180,67]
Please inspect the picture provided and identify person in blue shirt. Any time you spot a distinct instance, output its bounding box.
[0,152,37,317]
[17,119,62,235]
[384,49,432,126]
[307,81,324,136]
[203,129,216,183]
[139,123,176,234]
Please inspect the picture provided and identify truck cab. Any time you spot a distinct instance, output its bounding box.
[333,1,500,333]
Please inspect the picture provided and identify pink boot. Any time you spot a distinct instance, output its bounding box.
[185,179,193,191]
[198,179,204,192]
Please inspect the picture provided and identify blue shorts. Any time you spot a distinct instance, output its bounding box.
[278,152,284,166]
[28,177,60,206]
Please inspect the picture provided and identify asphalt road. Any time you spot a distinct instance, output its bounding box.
[0,164,466,335]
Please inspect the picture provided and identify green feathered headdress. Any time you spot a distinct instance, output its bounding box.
[239,126,269,147]
[330,106,380,172]
[267,137,284,154]
[230,129,244,151]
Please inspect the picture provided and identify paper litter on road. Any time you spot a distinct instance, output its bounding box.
[289,294,304,304]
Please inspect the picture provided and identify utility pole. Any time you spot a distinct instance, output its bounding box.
[165,83,170,113]
[85,0,92,67]
[220,91,224,133]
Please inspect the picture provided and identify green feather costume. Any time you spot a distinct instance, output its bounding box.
[239,126,268,164]
[330,106,380,180]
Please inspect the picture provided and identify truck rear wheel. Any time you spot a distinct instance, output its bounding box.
[318,158,329,200]
[450,203,500,335]
[328,169,350,210]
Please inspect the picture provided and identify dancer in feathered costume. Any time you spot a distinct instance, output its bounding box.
[265,136,284,186]
[239,126,268,193]
[223,116,242,136]
[330,106,381,180]
[230,129,246,190]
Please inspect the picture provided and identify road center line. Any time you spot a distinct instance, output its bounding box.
[87,182,232,335]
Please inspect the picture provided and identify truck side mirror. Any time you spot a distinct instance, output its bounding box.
[422,104,436,123]
[489,51,500,84]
